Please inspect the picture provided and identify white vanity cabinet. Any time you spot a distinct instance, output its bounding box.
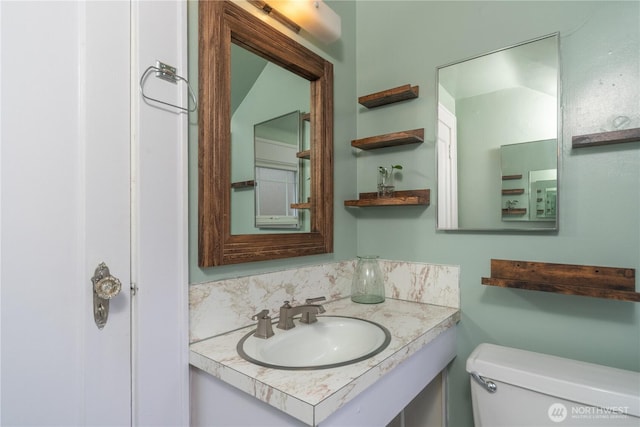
[190,299,459,426]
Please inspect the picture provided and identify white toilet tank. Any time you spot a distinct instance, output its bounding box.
[466,343,640,426]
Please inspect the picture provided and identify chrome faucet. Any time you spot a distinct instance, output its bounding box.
[276,297,326,330]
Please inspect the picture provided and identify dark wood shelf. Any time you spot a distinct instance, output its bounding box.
[291,202,311,209]
[344,189,430,207]
[358,84,420,109]
[296,150,310,159]
[351,128,424,150]
[502,188,525,195]
[572,127,640,148]
[231,180,255,189]
[482,259,639,302]
[502,174,522,180]
[501,208,527,215]
[302,112,310,122]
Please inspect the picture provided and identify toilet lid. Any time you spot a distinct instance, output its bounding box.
[466,343,640,417]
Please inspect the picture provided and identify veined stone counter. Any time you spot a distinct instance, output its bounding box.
[190,298,460,426]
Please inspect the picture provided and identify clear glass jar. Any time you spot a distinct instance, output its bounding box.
[377,166,395,198]
[351,255,385,304]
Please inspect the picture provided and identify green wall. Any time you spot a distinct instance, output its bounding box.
[355,1,639,426]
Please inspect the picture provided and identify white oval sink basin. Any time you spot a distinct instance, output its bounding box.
[237,316,391,370]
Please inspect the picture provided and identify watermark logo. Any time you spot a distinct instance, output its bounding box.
[548,403,568,423]
[547,402,630,423]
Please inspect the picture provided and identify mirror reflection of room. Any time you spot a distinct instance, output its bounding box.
[253,111,309,230]
[437,34,559,230]
[230,43,311,235]
[500,139,557,222]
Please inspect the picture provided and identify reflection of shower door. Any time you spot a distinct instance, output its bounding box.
[437,104,458,228]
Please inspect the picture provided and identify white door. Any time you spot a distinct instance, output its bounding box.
[437,103,459,229]
[1,1,132,424]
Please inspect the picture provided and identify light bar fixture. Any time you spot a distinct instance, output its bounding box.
[248,0,341,44]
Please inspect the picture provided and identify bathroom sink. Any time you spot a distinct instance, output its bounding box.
[237,316,391,370]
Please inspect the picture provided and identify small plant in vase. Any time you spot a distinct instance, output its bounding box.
[378,164,402,198]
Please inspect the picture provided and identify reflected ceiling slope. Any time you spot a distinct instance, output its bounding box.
[231,43,268,115]
[440,36,557,100]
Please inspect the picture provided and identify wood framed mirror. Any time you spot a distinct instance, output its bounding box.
[198,1,334,267]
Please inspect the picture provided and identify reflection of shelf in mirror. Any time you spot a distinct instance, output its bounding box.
[231,180,256,189]
[572,127,640,148]
[291,202,311,209]
[358,84,420,109]
[502,174,523,180]
[502,188,524,195]
[344,189,430,207]
[482,259,640,303]
[296,150,310,159]
[501,208,527,215]
[351,128,424,150]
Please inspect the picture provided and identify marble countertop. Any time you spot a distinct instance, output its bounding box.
[189,298,460,426]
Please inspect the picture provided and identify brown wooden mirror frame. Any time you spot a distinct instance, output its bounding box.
[198,1,334,267]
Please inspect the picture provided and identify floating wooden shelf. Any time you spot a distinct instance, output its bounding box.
[482,259,639,302]
[502,188,525,195]
[358,84,420,109]
[296,149,310,159]
[502,174,522,180]
[501,208,527,215]
[231,180,255,189]
[351,128,424,150]
[302,112,310,122]
[344,189,430,207]
[291,202,311,209]
[572,127,640,148]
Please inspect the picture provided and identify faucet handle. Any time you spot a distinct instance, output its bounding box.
[252,309,270,320]
[299,297,326,324]
[252,310,274,339]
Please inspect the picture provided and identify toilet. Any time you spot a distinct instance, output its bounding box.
[466,343,640,426]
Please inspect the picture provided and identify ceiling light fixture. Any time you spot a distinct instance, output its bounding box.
[248,0,341,44]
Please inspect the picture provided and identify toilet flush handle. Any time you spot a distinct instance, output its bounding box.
[471,372,497,393]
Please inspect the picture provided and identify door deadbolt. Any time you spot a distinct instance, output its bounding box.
[91,262,122,330]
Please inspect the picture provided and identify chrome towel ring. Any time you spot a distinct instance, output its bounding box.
[139,61,197,112]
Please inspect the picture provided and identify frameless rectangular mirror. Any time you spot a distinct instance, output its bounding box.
[436,33,559,231]
[500,139,557,222]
